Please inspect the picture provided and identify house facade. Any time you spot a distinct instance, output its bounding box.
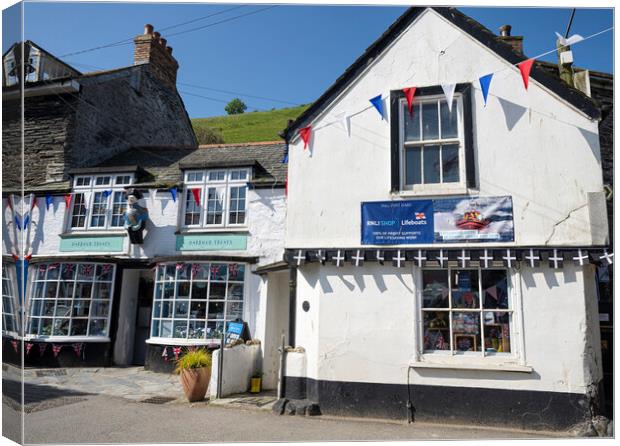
[1,28,289,389]
[279,7,612,430]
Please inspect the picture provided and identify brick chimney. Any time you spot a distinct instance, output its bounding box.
[133,24,179,90]
[498,25,524,55]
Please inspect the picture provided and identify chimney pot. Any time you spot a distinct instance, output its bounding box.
[153,31,161,40]
[160,38,167,47]
[499,24,512,37]
[144,24,154,35]
[166,46,173,55]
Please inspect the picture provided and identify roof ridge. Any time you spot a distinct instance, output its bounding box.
[198,141,284,149]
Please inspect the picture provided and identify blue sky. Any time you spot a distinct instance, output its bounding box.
[2,2,614,118]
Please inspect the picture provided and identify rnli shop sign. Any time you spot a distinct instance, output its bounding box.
[362,200,434,244]
[176,234,247,251]
[361,196,514,245]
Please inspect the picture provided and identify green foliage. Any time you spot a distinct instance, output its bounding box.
[225,98,247,115]
[192,104,310,144]
[174,349,212,373]
[194,125,225,145]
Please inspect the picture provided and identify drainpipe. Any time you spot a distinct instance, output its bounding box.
[288,266,297,347]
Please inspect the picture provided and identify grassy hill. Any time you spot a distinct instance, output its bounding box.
[192,104,310,144]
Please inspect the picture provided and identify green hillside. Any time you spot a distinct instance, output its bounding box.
[192,104,310,144]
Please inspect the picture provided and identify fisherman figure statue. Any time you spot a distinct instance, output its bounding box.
[123,188,149,244]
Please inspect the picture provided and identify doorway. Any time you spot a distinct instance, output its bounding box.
[132,274,154,365]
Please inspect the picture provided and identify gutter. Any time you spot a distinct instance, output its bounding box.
[3,79,80,101]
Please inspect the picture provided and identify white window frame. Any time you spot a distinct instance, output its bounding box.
[67,174,134,232]
[413,266,526,368]
[2,263,20,338]
[147,261,247,345]
[25,262,116,342]
[399,94,467,195]
[181,168,250,230]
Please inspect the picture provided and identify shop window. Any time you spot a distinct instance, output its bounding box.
[390,85,474,193]
[420,268,512,355]
[27,262,116,339]
[151,262,245,342]
[182,168,250,229]
[68,174,134,231]
[2,263,19,337]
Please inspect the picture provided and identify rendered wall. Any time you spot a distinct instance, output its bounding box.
[285,9,607,249]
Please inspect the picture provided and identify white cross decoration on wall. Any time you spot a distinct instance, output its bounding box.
[524,249,540,268]
[316,250,326,264]
[332,250,345,267]
[502,249,517,268]
[548,249,564,269]
[436,250,449,268]
[376,250,385,264]
[598,250,614,266]
[293,250,306,267]
[414,250,426,267]
[457,249,470,268]
[572,249,589,266]
[351,250,364,267]
[392,250,406,268]
[480,249,493,269]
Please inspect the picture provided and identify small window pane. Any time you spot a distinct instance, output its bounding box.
[482,270,509,309]
[53,319,70,336]
[89,319,107,336]
[91,300,109,318]
[451,270,479,309]
[72,300,90,317]
[422,270,449,308]
[423,311,450,351]
[441,144,460,183]
[421,102,439,140]
[228,263,244,282]
[173,321,187,338]
[78,264,95,281]
[452,312,482,352]
[190,301,206,319]
[210,264,227,281]
[227,301,243,320]
[206,320,225,339]
[483,312,511,353]
[70,194,87,228]
[189,320,206,339]
[210,283,226,300]
[174,300,189,318]
[90,192,107,227]
[440,100,458,139]
[115,175,131,185]
[208,171,226,181]
[110,191,126,227]
[423,145,441,184]
[405,147,422,185]
[61,263,76,281]
[95,176,111,186]
[71,319,88,336]
[47,263,60,280]
[191,282,208,300]
[404,104,421,141]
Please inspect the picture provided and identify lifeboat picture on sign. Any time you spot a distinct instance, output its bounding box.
[433,196,514,243]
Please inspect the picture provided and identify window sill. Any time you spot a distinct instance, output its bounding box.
[409,360,533,373]
[24,335,111,343]
[146,337,222,346]
[59,231,127,238]
[395,186,469,198]
[175,228,249,235]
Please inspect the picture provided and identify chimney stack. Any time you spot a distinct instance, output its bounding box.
[498,24,524,55]
[133,24,179,90]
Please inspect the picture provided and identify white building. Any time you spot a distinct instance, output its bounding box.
[278,7,612,430]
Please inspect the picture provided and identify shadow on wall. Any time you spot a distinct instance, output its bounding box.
[521,266,578,290]
[308,268,408,295]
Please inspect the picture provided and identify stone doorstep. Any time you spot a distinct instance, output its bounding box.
[209,392,278,412]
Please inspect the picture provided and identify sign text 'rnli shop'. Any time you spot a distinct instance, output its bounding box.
[362,196,514,245]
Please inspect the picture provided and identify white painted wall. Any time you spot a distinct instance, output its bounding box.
[209,343,261,398]
[285,8,607,249]
[292,262,601,395]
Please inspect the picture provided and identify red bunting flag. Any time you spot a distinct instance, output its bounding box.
[10,340,18,353]
[518,58,536,90]
[172,346,182,361]
[25,342,34,355]
[299,126,312,150]
[191,188,201,207]
[52,344,63,357]
[161,346,169,362]
[72,343,84,358]
[38,343,47,356]
[64,194,72,209]
[402,87,417,116]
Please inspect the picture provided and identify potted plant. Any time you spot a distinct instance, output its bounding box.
[175,348,212,402]
[250,372,263,394]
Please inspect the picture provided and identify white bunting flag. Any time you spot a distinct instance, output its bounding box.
[149,189,157,208]
[334,111,350,137]
[441,83,457,112]
[555,31,584,47]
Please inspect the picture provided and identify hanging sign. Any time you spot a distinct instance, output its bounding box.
[361,200,434,245]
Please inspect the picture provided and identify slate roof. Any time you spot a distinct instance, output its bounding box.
[282,7,601,139]
[96,141,287,188]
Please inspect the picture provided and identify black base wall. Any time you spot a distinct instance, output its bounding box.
[284,376,593,431]
[2,339,111,368]
[145,343,221,373]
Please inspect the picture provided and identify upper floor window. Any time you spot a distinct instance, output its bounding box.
[2,263,19,337]
[182,168,250,229]
[391,85,474,194]
[69,174,133,231]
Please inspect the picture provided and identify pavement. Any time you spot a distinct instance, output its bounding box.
[1,363,572,444]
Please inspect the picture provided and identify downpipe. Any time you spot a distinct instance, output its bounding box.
[406,366,416,423]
